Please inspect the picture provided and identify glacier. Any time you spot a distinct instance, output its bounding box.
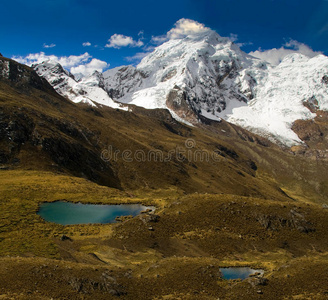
[32,29,328,147]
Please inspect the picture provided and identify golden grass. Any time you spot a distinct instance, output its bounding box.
[0,170,169,258]
[1,58,328,298]
[1,170,328,299]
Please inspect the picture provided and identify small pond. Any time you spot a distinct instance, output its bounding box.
[38,201,154,225]
[219,267,264,280]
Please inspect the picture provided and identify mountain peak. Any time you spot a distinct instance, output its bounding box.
[34,59,127,110]
[108,29,260,124]
[184,29,229,46]
[29,31,328,147]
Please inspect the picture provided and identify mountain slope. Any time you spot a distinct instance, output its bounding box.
[0,55,278,196]
[2,55,328,201]
[104,30,266,124]
[34,60,127,110]
[104,33,328,146]
[2,54,328,300]
[32,29,328,147]
[0,56,122,188]
[228,53,328,146]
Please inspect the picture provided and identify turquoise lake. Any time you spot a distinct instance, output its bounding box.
[219,267,264,280]
[38,201,154,225]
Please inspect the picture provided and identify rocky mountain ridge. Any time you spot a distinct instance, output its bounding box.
[32,29,328,147]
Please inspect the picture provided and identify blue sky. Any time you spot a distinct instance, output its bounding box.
[1,0,328,75]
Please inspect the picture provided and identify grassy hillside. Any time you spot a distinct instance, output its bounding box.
[1,56,328,299]
[1,170,328,299]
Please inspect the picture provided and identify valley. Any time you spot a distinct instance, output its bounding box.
[1,49,328,299]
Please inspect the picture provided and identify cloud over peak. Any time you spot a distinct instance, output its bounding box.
[12,52,108,77]
[105,34,143,49]
[70,58,108,76]
[151,19,211,45]
[168,19,210,39]
[249,39,322,65]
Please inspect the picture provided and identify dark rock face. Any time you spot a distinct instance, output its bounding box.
[41,137,120,188]
[166,86,198,124]
[139,213,160,224]
[0,111,35,164]
[292,119,323,142]
[215,144,239,160]
[0,104,121,188]
[0,56,121,188]
[303,96,320,113]
[0,57,55,93]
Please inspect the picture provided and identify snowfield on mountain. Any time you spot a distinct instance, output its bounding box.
[33,28,328,146]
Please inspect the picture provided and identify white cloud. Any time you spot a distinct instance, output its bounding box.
[249,40,322,65]
[70,58,108,76]
[12,52,108,77]
[227,33,253,48]
[132,19,211,63]
[229,33,238,42]
[167,19,210,39]
[105,34,144,49]
[150,35,168,44]
[82,42,91,47]
[151,19,211,45]
[125,51,151,62]
[43,43,56,48]
[13,52,89,67]
[135,40,144,47]
[236,41,253,48]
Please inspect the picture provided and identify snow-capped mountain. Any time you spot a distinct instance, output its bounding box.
[34,61,127,110]
[103,30,267,123]
[33,29,328,146]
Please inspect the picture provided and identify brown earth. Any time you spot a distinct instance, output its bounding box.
[1,56,328,299]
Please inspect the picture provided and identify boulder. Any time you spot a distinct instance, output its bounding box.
[60,234,72,241]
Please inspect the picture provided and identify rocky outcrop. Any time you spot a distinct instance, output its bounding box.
[255,209,315,233]
[0,110,35,164]
[166,86,198,124]
[103,65,144,100]
[0,57,54,93]
[34,60,125,109]
[292,110,328,155]
[139,213,160,224]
